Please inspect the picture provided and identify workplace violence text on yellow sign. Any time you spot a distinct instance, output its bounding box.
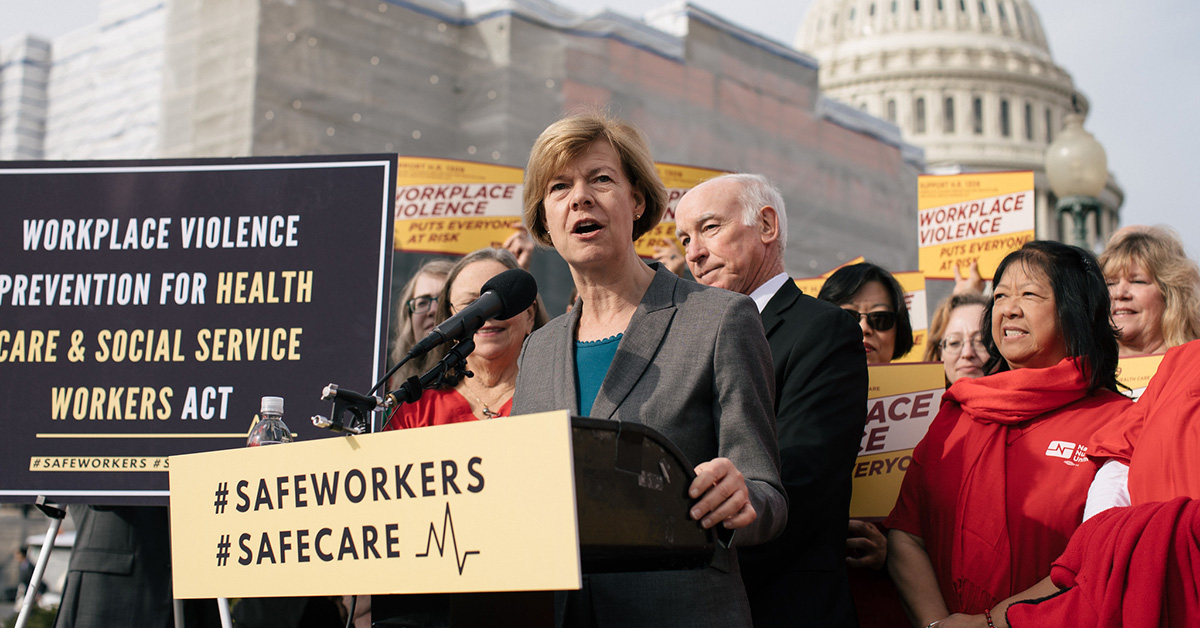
[392,159,728,260]
[850,363,945,519]
[918,171,1035,280]
[169,411,580,598]
[393,157,524,255]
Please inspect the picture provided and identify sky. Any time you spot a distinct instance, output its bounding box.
[3,0,1198,257]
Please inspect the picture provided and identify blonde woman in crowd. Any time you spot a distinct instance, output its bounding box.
[1100,225,1200,356]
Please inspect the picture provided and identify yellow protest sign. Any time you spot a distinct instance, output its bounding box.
[394,158,525,254]
[850,363,945,519]
[634,163,728,259]
[792,257,865,297]
[918,172,1035,280]
[169,411,580,598]
[892,271,928,363]
[1116,353,1166,401]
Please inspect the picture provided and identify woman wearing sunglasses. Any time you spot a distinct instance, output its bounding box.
[818,263,914,364]
[817,262,916,627]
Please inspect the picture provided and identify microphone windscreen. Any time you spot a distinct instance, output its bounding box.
[481,268,538,320]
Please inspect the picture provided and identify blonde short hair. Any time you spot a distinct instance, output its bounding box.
[522,112,667,247]
[1101,225,1200,348]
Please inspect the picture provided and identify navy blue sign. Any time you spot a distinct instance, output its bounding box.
[0,155,395,504]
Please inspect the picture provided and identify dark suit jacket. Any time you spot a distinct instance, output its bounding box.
[513,264,786,628]
[55,506,175,628]
[737,280,868,628]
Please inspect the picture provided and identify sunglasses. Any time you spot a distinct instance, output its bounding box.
[406,295,437,315]
[841,309,897,332]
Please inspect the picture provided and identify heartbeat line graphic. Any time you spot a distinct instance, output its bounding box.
[416,502,480,575]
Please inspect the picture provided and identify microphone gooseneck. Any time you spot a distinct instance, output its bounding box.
[366,268,537,396]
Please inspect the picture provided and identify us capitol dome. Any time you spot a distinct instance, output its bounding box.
[796,0,1122,246]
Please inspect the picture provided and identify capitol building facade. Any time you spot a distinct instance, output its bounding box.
[1,0,1124,274]
[796,0,1123,248]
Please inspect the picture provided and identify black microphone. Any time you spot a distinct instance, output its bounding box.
[405,268,537,360]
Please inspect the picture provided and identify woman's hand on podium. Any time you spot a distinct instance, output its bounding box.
[688,457,757,530]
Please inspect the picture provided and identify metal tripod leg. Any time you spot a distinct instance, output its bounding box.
[14,497,66,628]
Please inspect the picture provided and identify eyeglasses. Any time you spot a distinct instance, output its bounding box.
[940,336,987,356]
[406,295,437,315]
[841,309,897,332]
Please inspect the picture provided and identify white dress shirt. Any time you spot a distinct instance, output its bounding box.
[747,272,790,313]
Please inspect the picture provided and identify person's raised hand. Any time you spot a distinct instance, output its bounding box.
[502,222,534,270]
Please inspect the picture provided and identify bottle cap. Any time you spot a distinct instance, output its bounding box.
[260,396,284,415]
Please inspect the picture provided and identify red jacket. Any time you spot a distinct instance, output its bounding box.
[1007,497,1200,628]
[383,388,510,431]
[1089,340,1200,503]
[885,358,1130,613]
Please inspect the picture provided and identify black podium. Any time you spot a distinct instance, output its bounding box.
[371,416,719,627]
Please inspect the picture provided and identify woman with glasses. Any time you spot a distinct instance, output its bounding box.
[884,241,1131,628]
[388,258,454,390]
[926,293,990,384]
[384,248,548,429]
[818,263,914,364]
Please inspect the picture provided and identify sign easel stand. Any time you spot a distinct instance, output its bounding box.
[14,497,65,628]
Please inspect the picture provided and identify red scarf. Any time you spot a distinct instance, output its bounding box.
[941,357,1091,611]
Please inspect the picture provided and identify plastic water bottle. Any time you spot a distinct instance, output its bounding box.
[246,396,294,446]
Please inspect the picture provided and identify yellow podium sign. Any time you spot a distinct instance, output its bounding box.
[169,411,580,598]
[850,363,945,519]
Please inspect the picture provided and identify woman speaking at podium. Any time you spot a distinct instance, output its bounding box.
[384,247,547,429]
[511,112,786,627]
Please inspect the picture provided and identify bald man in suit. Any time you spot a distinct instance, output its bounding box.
[675,174,868,628]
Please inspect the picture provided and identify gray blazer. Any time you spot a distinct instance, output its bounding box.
[513,264,786,627]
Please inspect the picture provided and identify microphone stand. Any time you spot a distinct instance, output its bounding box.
[385,337,475,407]
[312,338,476,628]
[311,338,476,435]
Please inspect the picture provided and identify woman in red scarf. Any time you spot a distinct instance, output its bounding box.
[884,241,1131,628]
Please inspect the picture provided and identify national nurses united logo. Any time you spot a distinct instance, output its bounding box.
[1044,440,1089,466]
